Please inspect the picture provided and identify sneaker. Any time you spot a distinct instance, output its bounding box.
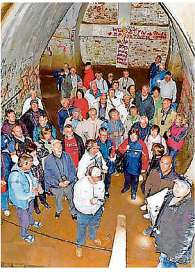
[23,234,35,244]
[143,213,150,219]
[31,221,42,228]
[131,194,136,200]
[105,192,110,198]
[42,202,51,209]
[71,214,77,221]
[3,210,10,217]
[55,212,61,219]
[76,246,82,257]
[140,204,147,211]
[143,226,154,236]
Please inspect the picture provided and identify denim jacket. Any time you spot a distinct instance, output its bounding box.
[8,164,38,209]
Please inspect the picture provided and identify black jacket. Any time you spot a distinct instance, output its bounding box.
[155,191,194,264]
[62,132,85,161]
[134,91,155,121]
[21,108,45,139]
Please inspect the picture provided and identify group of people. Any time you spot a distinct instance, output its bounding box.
[1,56,194,266]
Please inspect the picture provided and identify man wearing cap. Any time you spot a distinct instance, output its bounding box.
[154,178,194,268]
[21,99,45,138]
[22,88,44,115]
[158,71,177,103]
[73,166,105,257]
[64,107,83,131]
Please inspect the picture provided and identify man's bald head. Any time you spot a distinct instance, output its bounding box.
[160,155,173,175]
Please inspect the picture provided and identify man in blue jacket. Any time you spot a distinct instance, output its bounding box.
[44,139,77,219]
[134,85,155,121]
[8,154,42,243]
[57,98,74,134]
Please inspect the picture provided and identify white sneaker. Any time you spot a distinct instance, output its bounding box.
[143,213,150,219]
[140,204,147,211]
[3,210,10,217]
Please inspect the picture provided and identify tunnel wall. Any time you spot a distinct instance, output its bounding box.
[40,2,170,73]
[1,2,72,118]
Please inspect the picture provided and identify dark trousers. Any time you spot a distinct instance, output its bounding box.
[16,200,35,238]
[34,192,47,208]
[104,174,111,193]
[124,173,139,195]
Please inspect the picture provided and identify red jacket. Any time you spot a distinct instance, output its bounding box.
[72,97,89,119]
[83,67,95,90]
[118,138,149,171]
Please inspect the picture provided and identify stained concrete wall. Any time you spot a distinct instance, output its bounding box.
[1,2,72,117]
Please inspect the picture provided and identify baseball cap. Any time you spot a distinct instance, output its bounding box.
[30,99,39,105]
[165,71,172,76]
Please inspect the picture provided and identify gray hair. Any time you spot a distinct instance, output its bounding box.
[51,139,62,149]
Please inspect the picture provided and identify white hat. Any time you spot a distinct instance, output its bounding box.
[91,167,102,177]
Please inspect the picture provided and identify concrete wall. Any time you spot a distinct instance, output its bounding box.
[1,2,72,117]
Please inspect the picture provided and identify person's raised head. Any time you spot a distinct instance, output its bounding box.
[5,109,16,124]
[99,127,108,143]
[51,140,62,158]
[108,109,119,121]
[11,124,23,139]
[173,177,191,199]
[64,124,74,139]
[162,98,172,110]
[160,155,173,175]
[18,153,33,171]
[141,85,150,97]
[85,139,99,156]
[140,115,149,128]
[88,108,97,120]
[61,97,70,108]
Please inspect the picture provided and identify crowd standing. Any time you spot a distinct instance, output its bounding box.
[1,57,194,265]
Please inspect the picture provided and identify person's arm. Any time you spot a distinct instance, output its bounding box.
[51,126,57,139]
[22,99,30,115]
[9,172,35,200]
[66,154,77,183]
[103,80,108,93]
[57,111,64,133]
[140,139,149,172]
[147,97,155,121]
[77,156,87,179]
[118,139,128,155]
[73,181,91,211]
[172,81,177,103]
[44,157,59,191]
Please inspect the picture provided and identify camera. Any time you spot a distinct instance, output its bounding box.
[59,176,67,183]
[161,120,165,125]
[123,86,126,90]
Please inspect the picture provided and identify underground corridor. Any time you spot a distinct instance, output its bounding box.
[1,2,195,268]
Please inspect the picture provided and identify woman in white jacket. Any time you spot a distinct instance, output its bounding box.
[77,139,108,180]
[145,124,167,160]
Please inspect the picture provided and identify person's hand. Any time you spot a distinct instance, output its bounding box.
[59,181,70,187]
[32,187,39,196]
[1,179,6,186]
[37,184,44,194]
[90,198,98,205]
[166,130,171,137]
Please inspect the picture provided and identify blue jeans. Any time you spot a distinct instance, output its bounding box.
[158,253,177,268]
[1,191,9,211]
[16,200,35,238]
[168,148,178,168]
[77,208,103,246]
